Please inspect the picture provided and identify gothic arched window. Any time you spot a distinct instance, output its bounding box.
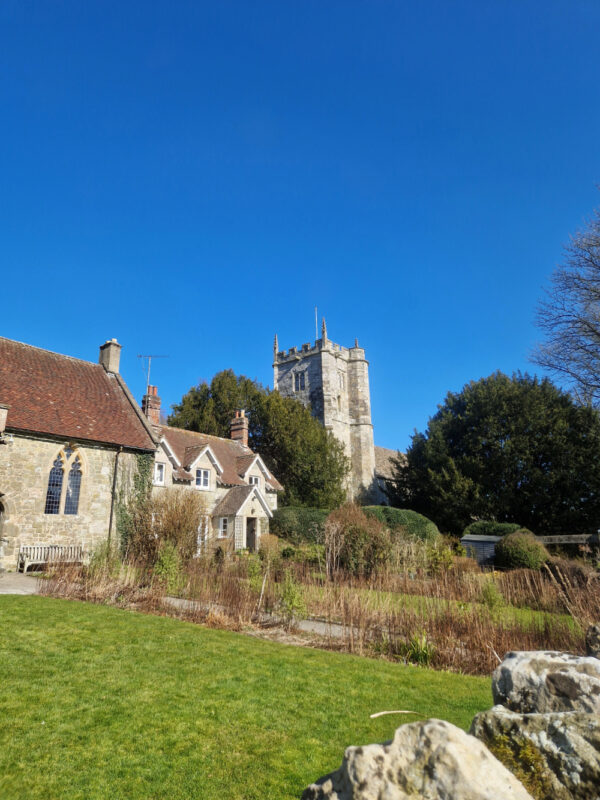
[44,447,83,515]
[64,456,82,515]
[44,456,64,514]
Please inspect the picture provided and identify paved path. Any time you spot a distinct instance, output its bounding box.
[0,572,40,595]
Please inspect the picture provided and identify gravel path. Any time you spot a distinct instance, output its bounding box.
[0,572,40,595]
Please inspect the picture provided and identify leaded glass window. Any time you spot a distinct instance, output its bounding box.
[44,457,64,514]
[64,456,82,515]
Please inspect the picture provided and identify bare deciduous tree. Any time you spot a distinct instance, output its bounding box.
[533,205,600,406]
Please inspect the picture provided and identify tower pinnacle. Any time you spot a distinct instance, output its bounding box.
[274,333,279,357]
[321,317,328,343]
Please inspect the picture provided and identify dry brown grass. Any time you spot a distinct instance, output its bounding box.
[39,546,594,676]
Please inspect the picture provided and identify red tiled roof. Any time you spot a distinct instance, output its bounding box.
[0,337,156,451]
[159,425,283,491]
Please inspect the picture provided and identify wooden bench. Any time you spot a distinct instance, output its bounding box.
[17,544,85,574]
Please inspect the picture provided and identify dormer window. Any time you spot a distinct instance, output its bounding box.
[249,475,260,486]
[154,462,165,486]
[195,469,210,490]
[294,372,306,391]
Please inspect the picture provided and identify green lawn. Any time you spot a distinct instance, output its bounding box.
[302,583,577,631]
[0,596,491,800]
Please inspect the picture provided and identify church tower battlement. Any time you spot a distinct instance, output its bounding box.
[273,320,376,499]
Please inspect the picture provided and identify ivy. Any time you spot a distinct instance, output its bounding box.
[116,452,154,556]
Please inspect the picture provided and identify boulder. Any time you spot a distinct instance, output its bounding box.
[471,704,600,800]
[492,651,600,714]
[301,718,533,800]
[586,625,600,659]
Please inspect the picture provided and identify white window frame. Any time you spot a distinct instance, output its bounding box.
[196,515,209,554]
[248,475,260,486]
[195,468,210,490]
[154,462,165,486]
[218,517,228,538]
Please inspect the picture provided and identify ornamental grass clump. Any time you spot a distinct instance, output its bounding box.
[495,530,549,571]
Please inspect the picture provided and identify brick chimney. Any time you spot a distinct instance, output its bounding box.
[230,409,249,448]
[142,385,161,427]
[99,338,122,373]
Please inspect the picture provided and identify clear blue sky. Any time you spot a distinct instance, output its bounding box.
[2,1,600,451]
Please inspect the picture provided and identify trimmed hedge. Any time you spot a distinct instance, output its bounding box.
[494,530,549,571]
[363,506,441,543]
[270,506,329,544]
[463,520,523,538]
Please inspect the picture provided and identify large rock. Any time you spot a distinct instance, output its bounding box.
[471,704,600,800]
[586,625,600,659]
[492,651,600,714]
[301,718,533,800]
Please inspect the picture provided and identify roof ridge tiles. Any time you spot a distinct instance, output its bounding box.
[0,336,106,367]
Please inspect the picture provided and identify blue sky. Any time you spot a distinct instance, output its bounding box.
[2,1,600,450]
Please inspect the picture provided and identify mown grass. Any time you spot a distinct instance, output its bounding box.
[0,596,491,800]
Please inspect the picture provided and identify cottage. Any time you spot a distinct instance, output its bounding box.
[142,387,282,552]
[0,336,157,571]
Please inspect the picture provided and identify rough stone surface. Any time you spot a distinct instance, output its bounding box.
[492,651,600,714]
[586,625,600,659]
[471,705,600,800]
[301,718,533,800]
[273,335,378,501]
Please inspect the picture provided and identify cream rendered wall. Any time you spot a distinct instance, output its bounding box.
[0,433,142,570]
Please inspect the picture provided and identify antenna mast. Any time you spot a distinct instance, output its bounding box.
[137,354,169,392]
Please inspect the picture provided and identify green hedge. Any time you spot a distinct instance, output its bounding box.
[494,530,549,571]
[463,520,523,538]
[270,506,329,544]
[363,506,441,543]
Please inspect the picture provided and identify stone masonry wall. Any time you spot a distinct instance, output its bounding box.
[0,433,142,570]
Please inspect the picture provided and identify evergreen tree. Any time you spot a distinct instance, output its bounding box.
[168,370,348,508]
[388,372,600,535]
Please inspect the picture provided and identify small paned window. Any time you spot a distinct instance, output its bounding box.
[249,475,260,486]
[219,517,228,537]
[154,463,165,485]
[294,372,305,391]
[44,457,64,514]
[64,456,82,515]
[195,468,210,489]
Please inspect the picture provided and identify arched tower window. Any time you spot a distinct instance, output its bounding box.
[64,456,82,515]
[44,456,64,514]
[44,447,83,516]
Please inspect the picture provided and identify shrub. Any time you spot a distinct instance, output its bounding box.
[363,506,441,543]
[481,578,504,611]
[325,503,391,578]
[495,530,549,571]
[126,488,208,565]
[153,541,182,594]
[270,506,328,544]
[463,520,523,538]
[279,569,307,628]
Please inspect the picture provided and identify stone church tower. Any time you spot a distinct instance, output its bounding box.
[273,320,376,500]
